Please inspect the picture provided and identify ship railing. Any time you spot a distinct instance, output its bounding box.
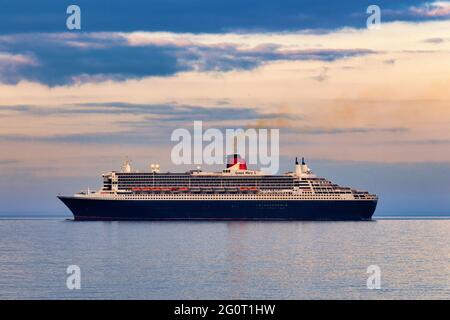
[127,186,262,194]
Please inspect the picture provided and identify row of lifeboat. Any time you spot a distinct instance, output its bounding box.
[130,187,259,193]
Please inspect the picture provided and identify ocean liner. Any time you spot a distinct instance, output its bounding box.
[58,155,378,220]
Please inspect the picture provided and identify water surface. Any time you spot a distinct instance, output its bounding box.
[0,219,449,299]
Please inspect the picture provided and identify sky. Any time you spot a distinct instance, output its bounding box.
[0,0,449,216]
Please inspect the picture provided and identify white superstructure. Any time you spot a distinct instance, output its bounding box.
[74,155,377,202]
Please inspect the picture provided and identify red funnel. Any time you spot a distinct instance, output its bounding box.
[226,154,247,170]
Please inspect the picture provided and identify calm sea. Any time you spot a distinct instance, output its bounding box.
[0,218,449,299]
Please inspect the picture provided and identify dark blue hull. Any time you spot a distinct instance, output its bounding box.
[58,197,377,221]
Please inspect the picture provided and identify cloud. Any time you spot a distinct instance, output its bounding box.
[423,37,448,43]
[1,102,293,121]
[0,132,162,145]
[292,127,408,135]
[176,44,375,73]
[310,67,329,82]
[0,51,38,83]
[1,102,406,145]
[0,102,299,141]
[382,59,396,65]
[0,159,19,165]
[409,1,450,17]
[0,125,408,145]
[0,32,376,86]
[384,1,450,20]
[0,52,36,65]
[0,33,182,85]
[0,1,440,35]
[388,139,450,144]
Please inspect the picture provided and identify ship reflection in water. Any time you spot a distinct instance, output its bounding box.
[1,218,448,299]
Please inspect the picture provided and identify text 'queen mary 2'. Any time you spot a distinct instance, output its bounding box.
[58,155,378,221]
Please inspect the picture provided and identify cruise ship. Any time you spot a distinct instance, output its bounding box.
[58,154,378,220]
